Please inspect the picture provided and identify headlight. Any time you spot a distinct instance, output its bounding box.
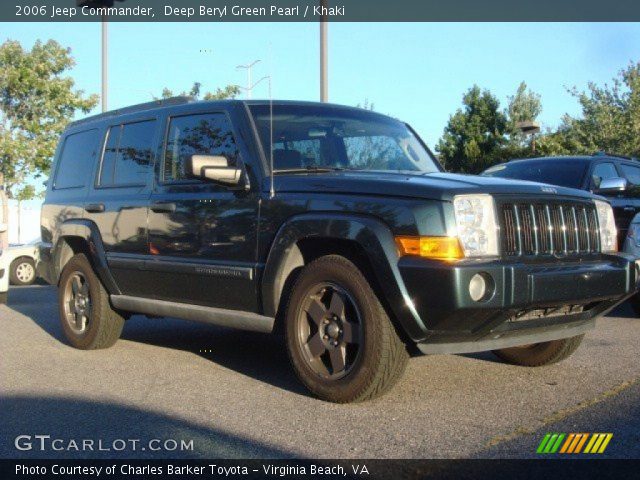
[594,200,617,252]
[453,194,499,257]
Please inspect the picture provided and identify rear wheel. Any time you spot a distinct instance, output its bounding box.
[492,335,584,367]
[58,254,124,349]
[10,257,36,286]
[285,255,408,403]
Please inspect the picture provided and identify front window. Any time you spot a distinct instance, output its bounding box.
[249,104,440,173]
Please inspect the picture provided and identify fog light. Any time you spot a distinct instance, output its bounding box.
[469,273,493,302]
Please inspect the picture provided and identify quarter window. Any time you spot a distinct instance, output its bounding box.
[54,129,99,189]
[99,120,156,186]
[163,113,238,182]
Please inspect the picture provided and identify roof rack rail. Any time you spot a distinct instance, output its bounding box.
[592,151,639,161]
[68,96,195,127]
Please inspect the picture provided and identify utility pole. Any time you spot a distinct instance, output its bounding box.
[77,0,123,111]
[102,16,108,111]
[236,60,261,99]
[320,0,328,102]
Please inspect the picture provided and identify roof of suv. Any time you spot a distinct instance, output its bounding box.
[67,97,388,129]
[507,153,637,164]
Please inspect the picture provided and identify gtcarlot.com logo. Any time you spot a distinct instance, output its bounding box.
[14,435,194,452]
[537,433,613,454]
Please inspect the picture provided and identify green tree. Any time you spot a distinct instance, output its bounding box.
[159,82,241,101]
[0,39,98,247]
[553,62,640,157]
[436,85,508,173]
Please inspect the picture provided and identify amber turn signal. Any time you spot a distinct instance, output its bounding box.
[395,236,464,261]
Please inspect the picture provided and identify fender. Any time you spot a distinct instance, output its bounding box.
[52,219,121,295]
[261,213,428,341]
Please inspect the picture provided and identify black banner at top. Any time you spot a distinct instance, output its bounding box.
[3,0,640,22]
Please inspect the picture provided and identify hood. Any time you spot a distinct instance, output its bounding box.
[268,171,597,202]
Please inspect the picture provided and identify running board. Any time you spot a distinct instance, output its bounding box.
[110,295,275,333]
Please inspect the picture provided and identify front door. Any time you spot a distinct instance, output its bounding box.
[147,111,260,311]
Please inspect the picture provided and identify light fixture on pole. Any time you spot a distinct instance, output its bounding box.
[236,60,261,99]
[516,121,541,153]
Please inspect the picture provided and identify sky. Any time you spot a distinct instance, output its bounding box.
[1,21,639,148]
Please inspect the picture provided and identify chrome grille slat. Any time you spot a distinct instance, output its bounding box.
[500,201,600,258]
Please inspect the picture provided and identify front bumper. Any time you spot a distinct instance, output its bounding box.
[399,253,640,353]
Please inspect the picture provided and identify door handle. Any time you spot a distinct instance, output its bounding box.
[85,203,105,213]
[151,202,177,213]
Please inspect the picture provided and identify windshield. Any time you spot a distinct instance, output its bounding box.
[482,160,588,189]
[249,104,441,173]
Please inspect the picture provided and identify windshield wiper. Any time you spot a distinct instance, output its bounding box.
[274,165,346,174]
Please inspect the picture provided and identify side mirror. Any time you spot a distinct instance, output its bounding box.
[596,177,628,193]
[188,155,243,186]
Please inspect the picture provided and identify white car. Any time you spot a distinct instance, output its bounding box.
[0,246,8,304]
[0,241,41,287]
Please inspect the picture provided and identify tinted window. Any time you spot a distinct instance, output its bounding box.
[482,160,587,189]
[249,104,440,173]
[620,164,640,185]
[99,120,156,186]
[591,162,618,188]
[164,113,238,182]
[54,129,99,189]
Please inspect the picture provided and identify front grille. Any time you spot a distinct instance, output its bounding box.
[500,201,600,257]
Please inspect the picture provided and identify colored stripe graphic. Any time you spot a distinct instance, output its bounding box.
[537,433,565,453]
[538,433,613,454]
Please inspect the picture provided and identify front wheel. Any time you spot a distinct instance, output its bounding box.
[285,255,408,403]
[10,257,36,286]
[492,335,584,367]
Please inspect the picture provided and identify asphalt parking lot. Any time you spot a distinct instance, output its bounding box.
[1,285,639,459]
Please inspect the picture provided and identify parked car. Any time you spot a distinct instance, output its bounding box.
[482,153,640,246]
[39,98,639,402]
[2,241,41,286]
[0,245,8,304]
[622,212,640,315]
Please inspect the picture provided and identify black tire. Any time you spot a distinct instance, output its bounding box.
[58,253,124,350]
[285,255,409,403]
[492,334,584,367]
[629,293,640,317]
[10,257,36,286]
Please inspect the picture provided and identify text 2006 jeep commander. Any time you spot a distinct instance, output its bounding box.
[40,99,639,402]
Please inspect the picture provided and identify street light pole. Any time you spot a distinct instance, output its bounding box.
[102,15,108,112]
[236,60,261,99]
[320,0,328,102]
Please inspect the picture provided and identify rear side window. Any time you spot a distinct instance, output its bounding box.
[99,120,156,186]
[54,129,99,189]
[163,113,238,182]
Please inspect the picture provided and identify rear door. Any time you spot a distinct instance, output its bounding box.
[146,109,260,311]
[85,118,159,296]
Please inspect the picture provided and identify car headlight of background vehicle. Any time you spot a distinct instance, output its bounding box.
[452,194,499,257]
[594,199,617,252]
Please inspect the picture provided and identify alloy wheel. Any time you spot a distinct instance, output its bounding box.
[297,283,364,379]
[62,272,92,334]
